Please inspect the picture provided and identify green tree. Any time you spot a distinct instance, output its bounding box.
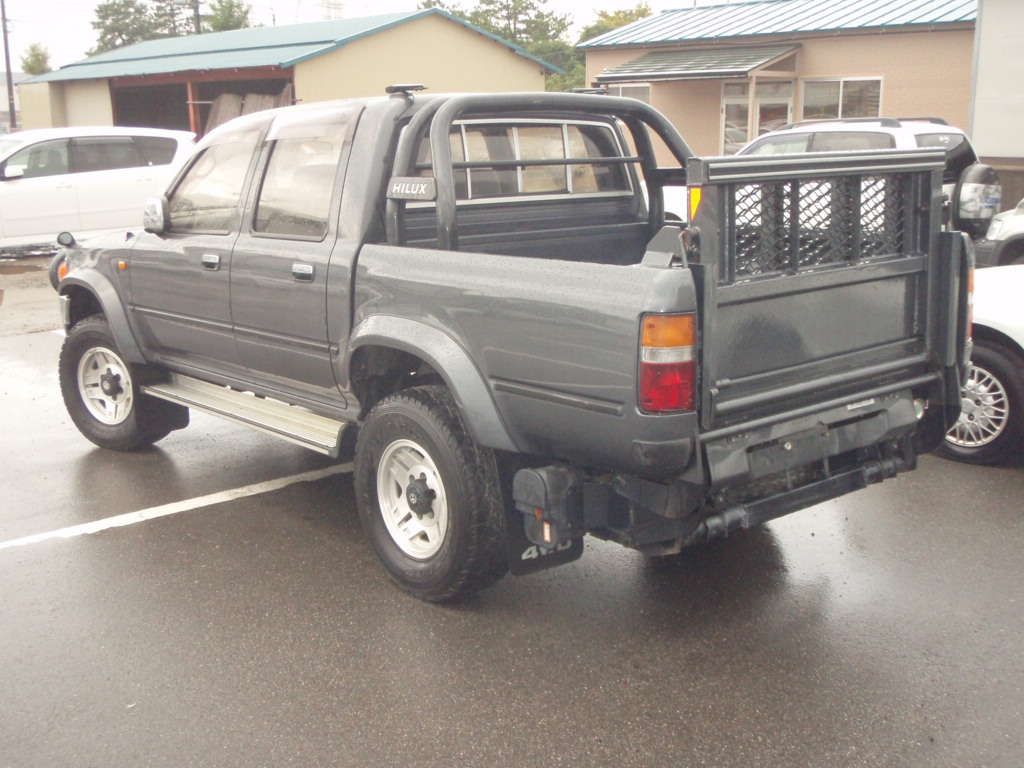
[90,0,157,54]
[151,0,190,36]
[206,0,252,32]
[467,0,569,46]
[578,4,650,46]
[20,43,51,75]
[554,4,651,91]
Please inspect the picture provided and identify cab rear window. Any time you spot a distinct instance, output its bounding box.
[415,120,631,202]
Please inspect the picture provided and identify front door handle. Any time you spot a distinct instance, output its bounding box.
[292,262,314,281]
[201,253,220,271]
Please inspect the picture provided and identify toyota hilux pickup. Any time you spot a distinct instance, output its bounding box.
[51,89,972,602]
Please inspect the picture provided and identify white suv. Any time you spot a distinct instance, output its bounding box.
[0,126,194,254]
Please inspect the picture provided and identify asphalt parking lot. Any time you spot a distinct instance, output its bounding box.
[2,257,1023,768]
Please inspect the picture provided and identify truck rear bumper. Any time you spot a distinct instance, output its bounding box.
[512,387,927,560]
[686,449,911,546]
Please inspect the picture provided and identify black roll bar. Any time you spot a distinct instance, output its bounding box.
[385,92,695,250]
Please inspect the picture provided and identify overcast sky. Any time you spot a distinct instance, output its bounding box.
[4,0,700,71]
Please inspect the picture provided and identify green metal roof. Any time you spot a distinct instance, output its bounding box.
[28,9,560,84]
[580,0,977,48]
[596,44,797,82]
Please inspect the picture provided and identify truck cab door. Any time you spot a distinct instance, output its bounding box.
[128,125,262,376]
[228,107,360,403]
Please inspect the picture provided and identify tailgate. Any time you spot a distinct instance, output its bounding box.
[687,149,949,429]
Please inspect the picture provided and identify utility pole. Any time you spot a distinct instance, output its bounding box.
[193,0,202,34]
[0,0,15,131]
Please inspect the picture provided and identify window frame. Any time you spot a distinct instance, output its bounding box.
[246,135,345,244]
[165,126,265,237]
[69,135,146,174]
[799,77,884,121]
[2,138,71,179]
[408,117,636,210]
[605,83,652,104]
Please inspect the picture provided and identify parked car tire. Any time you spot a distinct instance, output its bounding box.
[59,316,187,451]
[354,385,508,602]
[940,339,1024,464]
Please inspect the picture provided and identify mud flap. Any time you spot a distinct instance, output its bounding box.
[505,511,583,576]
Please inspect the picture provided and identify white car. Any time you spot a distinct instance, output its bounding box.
[975,198,1024,267]
[0,126,194,253]
[941,264,1024,464]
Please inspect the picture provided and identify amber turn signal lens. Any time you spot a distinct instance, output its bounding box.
[57,260,69,281]
[641,313,695,348]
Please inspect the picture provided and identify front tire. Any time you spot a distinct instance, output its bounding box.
[59,316,187,451]
[353,385,508,602]
[940,339,1024,464]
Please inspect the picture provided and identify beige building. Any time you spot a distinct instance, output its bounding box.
[19,9,556,135]
[581,0,976,160]
[970,0,1024,205]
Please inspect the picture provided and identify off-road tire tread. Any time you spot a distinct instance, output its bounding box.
[355,385,508,601]
[59,316,178,451]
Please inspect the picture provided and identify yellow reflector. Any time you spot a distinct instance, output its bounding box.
[642,313,695,348]
[117,260,128,271]
[57,260,69,281]
[688,187,702,222]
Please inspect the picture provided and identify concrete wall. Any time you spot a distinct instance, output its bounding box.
[62,80,114,126]
[294,13,546,103]
[586,27,974,158]
[17,79,113,129]
[971,0,1024,208]
[18,81,66,129]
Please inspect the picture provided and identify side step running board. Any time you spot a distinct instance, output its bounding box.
[142,374,347,457]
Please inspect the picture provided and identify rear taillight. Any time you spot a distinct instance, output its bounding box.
[639,313,696,413]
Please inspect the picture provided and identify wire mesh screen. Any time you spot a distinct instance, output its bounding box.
[727,173,911,281]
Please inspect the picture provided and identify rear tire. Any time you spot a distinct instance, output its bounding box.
[939,339,1024,464]
[59,316,187,451]
[353,385,508,602]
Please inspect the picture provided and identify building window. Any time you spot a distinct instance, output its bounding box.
[802,79,881,120]
[606,84,650,103]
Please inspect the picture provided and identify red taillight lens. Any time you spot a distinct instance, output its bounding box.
[639,313,697,414]
[640,359,695,412]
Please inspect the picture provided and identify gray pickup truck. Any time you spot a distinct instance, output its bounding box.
[51,90,972,601]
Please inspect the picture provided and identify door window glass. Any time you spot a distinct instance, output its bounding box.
[71,137,144,173]
[5,139,69,178]
[743,133,811,155]
[253,134,344,238]
[133,136,178,166]
[168,130,259,233]
[809,131,894,151]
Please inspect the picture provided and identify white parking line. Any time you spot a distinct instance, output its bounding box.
[0,463,352,552]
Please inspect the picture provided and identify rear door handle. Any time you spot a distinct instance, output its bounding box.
[201,253,221,270]
[292,262,314,281]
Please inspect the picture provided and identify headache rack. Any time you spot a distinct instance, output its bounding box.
[384,92,695,249]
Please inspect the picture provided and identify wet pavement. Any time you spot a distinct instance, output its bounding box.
[2,286,1024,766]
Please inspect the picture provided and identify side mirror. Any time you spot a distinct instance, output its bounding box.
[143,196,169,234]
[2,165,24,180]
[953,163,1001,239]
